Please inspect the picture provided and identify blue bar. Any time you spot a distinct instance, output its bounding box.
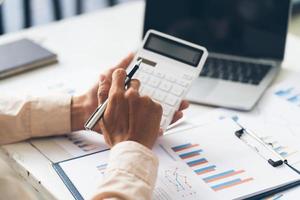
[288,95,300,103]
[194,165,216,173]
[179,149,203,158]
[280,152,288,157]
[275,88,293,97]
[187,158,207,166]
[274,146,284,152]
[211,178,241,190]
[172,143,192,151]
[203,170,235,182]
[97,163,108,170]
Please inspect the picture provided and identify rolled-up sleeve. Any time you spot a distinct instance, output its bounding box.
[0,94,71,145]
[92,141,159,200]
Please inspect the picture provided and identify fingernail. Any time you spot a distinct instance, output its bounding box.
[100,75,105,83]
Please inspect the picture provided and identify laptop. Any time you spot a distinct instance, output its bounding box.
[143,0,291,110]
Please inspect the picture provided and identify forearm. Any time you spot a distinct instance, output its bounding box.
[92,141,159,200]
[0,94,78,145]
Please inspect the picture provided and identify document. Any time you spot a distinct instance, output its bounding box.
[30,131,108,162]
[55,119,299,200]
[213,80,300,171]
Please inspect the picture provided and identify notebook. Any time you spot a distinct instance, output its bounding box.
[53,119,300,200]
[0,38,57,79]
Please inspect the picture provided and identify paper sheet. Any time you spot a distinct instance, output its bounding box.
[30,131,108,162]
[58,119,299,200]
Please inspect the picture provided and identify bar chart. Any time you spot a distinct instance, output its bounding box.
[67,133,103,152]
[171,143,254,192]
[274,87,300,107]
[96,163,108,178]
[260,136,300,164]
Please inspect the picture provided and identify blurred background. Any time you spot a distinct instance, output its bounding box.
[0,0,299,36]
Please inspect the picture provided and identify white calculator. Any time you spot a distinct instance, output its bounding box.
[128,30,208,131]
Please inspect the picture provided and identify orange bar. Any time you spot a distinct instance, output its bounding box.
[189,160,208,167]
[181,153,199,159]
[196,168,215,175]
[174,144,199,152]
[205,170,245,183]
[213,178,254,191]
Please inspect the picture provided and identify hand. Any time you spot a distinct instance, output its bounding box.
[70,53,190,131]
[97,54,190,129]
[99,69,162,149]
[70,54,135,131]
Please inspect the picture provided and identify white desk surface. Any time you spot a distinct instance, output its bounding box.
[1,1,300,199]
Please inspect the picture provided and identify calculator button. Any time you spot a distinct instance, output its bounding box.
[148,77,161,87]
[166,75,176,83]
[165,95,178,106]
[137,73,149,83]
[153,71,165,78]
[141,86,155,96]
[183,74,193,80]
[159,81,172,92]
[141,65,154,74]
[171,85,184,96]
[162,104,172,116]
[153,91,167,102]
[176,80,190,88]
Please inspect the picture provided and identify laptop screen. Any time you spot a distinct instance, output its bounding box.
[143,0,291,60]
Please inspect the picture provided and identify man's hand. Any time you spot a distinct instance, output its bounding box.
[99,69,162,149]
[71,53,189,132]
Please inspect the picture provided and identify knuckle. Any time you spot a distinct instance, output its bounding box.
[113,68,126,77]
[111,91,124,102]
[98,88,109,99]
[141,96,152,104]
[126,88,139,99]
[131,79,140,86]
[108,69,114,75]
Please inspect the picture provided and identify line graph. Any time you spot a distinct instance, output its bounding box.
[160,167,197,198]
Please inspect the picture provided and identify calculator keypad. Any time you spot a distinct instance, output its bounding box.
[133,63,192,131]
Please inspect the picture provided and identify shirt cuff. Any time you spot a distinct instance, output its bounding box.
[106,141,159,188]
[30,94,72,138]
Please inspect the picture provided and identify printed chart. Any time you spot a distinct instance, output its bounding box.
[171,143,254,192]
[96,163,108,178]
[274,87,300,107]
[260,136,300,165]
[154,167,196,199]
[66,133,103,152]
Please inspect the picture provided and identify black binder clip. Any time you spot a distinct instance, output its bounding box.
[235,128,284,168]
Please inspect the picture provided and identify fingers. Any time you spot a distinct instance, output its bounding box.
[178,100,189,111]
[98,75,111,104]
[109,69,127,97]
[127,79,140,91]
[171,111,183,124]
[97,53,135,103]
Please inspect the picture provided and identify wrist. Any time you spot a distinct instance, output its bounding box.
[71,95,90,131]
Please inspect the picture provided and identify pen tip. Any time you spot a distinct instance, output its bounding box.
[137,58,143,66]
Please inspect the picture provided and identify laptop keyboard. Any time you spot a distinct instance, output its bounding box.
[199,57,272,85]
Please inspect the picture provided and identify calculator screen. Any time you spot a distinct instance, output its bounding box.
[144,33,203,67]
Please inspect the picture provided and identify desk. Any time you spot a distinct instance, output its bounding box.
[0,1,300,199]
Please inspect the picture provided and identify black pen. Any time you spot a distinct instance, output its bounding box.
[84,58,142,130]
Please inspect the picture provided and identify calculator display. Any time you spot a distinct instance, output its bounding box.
[144,33,203,67]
